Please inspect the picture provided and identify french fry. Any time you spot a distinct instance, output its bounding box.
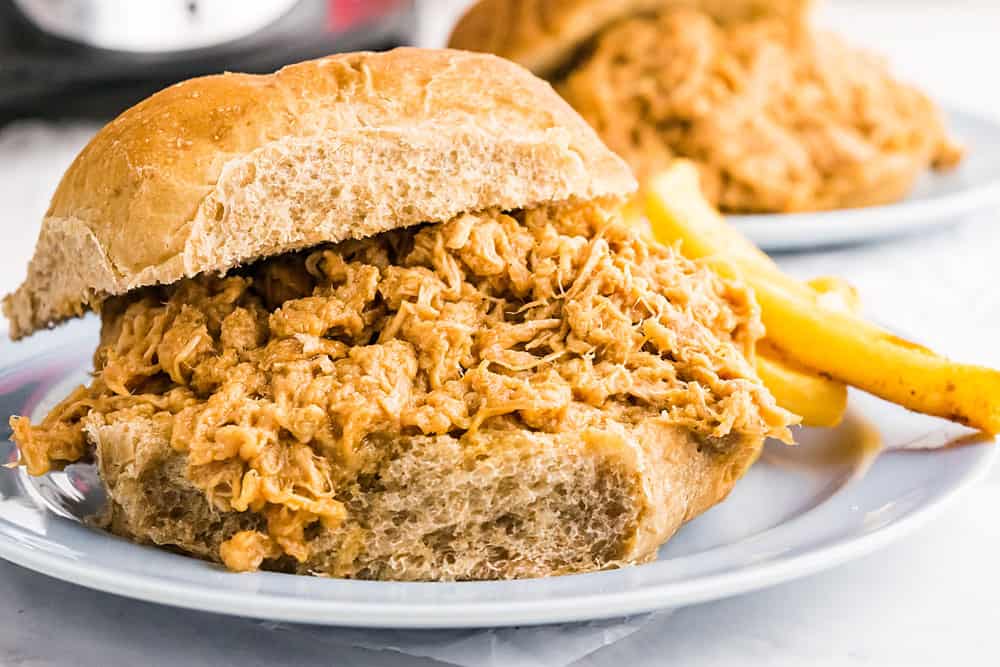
[644,161,850,427]
[645,161,779,273]
[645,163,1000,434]
[703,257,848,427]
[644,167,862,316]
[751,271,1000,434]
[756,350,848,428]
[645,162,862,311]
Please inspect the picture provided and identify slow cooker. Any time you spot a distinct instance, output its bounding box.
[0,0,416,123]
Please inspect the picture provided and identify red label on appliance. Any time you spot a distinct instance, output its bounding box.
[328,0,401,31]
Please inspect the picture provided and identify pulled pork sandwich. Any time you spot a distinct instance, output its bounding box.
[449,1,963,213]
[4,48,792,580]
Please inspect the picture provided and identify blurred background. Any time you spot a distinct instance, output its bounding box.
[0,0,415,123]
[1,1,996,124]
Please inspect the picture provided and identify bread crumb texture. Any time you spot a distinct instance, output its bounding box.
[557,8,962,212]
[11,204,791,579]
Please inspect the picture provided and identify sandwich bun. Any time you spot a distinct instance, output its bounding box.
[4,47,635,340]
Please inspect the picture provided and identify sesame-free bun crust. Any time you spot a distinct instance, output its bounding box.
[448,0,811,76]
[3,48,635,339]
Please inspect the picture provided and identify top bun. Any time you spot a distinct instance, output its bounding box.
[4,48,635,340]
[449,0,811,76]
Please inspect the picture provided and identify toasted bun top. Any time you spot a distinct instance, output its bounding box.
[4,48,635,339]
[448,0,811,76]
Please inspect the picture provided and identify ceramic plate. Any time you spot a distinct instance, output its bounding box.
[0,318,994,628]
[730,107,1000,251]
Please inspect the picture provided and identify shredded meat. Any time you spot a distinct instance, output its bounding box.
[10,202,792,570]
[558,9,963,213]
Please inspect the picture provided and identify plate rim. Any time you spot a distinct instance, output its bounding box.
[0,443,992,628]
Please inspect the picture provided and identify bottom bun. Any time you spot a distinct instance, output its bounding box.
[88,412,760,580]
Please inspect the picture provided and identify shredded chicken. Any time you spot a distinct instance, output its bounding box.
[558,9,963,213]
[10,203,792,570]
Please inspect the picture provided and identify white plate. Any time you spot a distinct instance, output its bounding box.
[730,107,1000,251]
[0,318,995,628]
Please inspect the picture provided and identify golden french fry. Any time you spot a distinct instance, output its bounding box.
[644,168,863,315]
[645,162,849,427]
[645,173,864,316]
[751,271,1000,434]
[756,350,847,428]
[645,165,1000,434]
[645,161,778,272]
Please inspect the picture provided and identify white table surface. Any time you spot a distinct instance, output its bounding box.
[2,2,1000,665]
